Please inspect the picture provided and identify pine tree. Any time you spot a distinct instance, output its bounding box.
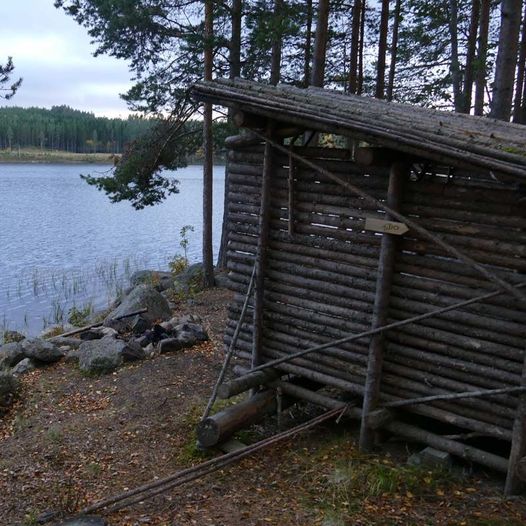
[0,57,22,100]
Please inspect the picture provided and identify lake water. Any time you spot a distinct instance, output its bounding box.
[0,163,225,336]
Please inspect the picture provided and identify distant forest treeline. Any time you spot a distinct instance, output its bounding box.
[0,105,233,155]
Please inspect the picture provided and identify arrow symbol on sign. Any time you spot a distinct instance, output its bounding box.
[364,217,409,235]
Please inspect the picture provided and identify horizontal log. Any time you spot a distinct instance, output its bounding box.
[384,421,509,473]
[401,239,526,272]
[402,202,523,229]
[230,337,513,438]
[217,369,282,399]
[197,390,276,448]
[226,328,514,432]
[389,296,524,341]
[225,317,518,420]
[273,381,359,413]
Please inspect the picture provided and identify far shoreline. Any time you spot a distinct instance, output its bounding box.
[0,148,116,165]
[0,148,225,165]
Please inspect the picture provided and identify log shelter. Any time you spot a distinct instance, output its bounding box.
[191,78,526,493]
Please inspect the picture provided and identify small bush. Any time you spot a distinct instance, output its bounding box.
[68,304,93,327]
[169,255,189,276]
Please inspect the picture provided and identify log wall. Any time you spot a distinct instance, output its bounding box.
[224,139,525,445]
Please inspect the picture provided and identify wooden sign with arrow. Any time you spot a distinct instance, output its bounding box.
[364,217,409,235]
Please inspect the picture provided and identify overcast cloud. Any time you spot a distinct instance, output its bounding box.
[0,1,134,117]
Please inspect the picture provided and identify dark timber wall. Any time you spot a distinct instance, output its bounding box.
[224,138,525,445]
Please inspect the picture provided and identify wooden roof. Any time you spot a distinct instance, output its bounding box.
[191,78,526,180]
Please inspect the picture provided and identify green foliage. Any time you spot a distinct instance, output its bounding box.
[0,105,152,153]
[179,224,194,261]
[169,225,194,275]
[0,56,22,100]
[2,331,25,344]
[169,255,189,277]
[68,303,93,327]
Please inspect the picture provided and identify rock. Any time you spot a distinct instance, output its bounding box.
[159,321,174,332]
[176,331,198,348]
[11,358,35,376]
[0,371,18,407]
[78,337,124,375]
[174,322,208,342]
[55,515,109,526]
[144,343,156,357]
[130,316,151,334]
[407,447,452,469]
[99,327,118,338]
[169,314,202,326]
[120,340,147,362]
[134,334,152,348]
[0,342,26,369]
[80,329,104,341]
[158,338,186,354]
[50,337,83,349]
[1,330,25,344]
[21,338,64,364]
[103,285,171,332]
[130,270,174,292]
[64,350,81,364]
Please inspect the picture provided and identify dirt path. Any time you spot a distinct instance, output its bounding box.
[1,288,525,526]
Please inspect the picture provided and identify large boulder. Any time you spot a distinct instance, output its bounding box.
[130,270,174,292]
[11,358,36,376]
[0,371,19,407]
[0,342,26,369]
[103,284,171,332]
[78,337,124,375]
[21,338,64,364]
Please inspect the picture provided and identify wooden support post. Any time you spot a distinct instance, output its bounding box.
[360,161,406,451]
[252,122,275,368]
[505,349,526,495]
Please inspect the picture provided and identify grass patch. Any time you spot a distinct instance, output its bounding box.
[294,431,459,524]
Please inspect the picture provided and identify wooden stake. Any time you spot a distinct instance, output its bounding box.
[360,162,406,451]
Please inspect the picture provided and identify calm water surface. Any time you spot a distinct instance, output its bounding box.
[0,163,225,336]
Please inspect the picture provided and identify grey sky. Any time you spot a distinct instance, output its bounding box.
[0,0,133,117]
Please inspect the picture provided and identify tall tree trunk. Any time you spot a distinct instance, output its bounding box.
[203,0,214,287]
[462,0,480,113]
[218,0,243,270]
[474,0,490,115]
[348,0,362,94]
[448,0,463,112]
[311,0,330,87]
[230,0,242,80]
[513,2,526,123]
[386,0,401,102]
[357,0,366,94]
[303,0,313,87]
[521,58,526,122]
[270,0,284,85]
[375,0,390,99]
[490,0,522,121]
